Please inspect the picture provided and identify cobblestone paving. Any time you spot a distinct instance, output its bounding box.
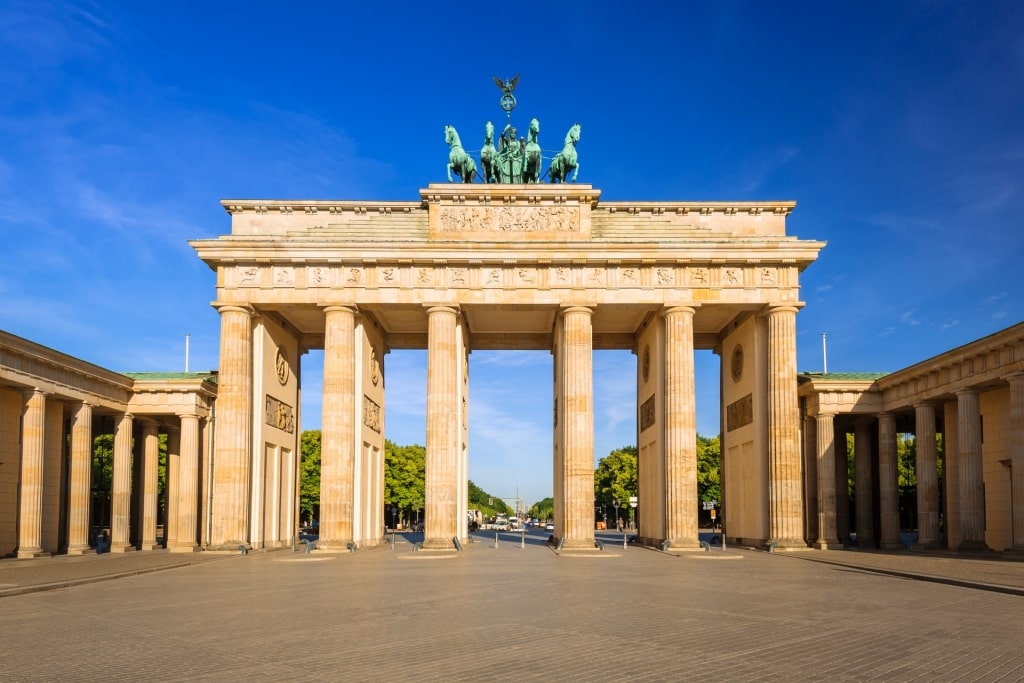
[1,537,1022,682]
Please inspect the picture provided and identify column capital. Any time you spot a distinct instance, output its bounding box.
[424,303,460,316]
[661,304,698,317]
[211,302,254,316]
[765,303,802,315]
[22,388,48,400]
[559,304,593,316]
[321,303,358,314]
[955,387,979,398]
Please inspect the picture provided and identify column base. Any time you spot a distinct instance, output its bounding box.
[169,544,201,554]
[663,538,704,552]
[768,539,810,551]
[956,539,989,553]
[312,538,357,552]
[878,541,906,550]
[813,540,841,550]
[421,537,460,552]
[65,545,94,556]
[139,543,162,551]
[108,544,136,554]
[913,539,942,550]
[16,548,50,559]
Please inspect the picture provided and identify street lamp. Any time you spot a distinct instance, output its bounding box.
[629,496,638,531]
[612,499,620,530]
[390,506,398,549]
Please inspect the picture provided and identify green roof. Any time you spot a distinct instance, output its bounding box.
[798,371,888,383]
[124,372,218,384]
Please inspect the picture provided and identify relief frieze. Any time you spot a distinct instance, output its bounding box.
[438,205,578,232]
[265,395,295,433]
[639,394,656,432]
[363,395,382,433]
[726,394,753,432]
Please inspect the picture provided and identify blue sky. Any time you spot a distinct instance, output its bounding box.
[2,2,1021,507]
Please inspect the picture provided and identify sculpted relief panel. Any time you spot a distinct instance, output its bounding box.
[438,205,578,232]
[227,264,786,294]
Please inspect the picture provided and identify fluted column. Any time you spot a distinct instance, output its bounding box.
[139,422,160,550]
[164,426,180,547]
[877,412,902,548]
[172,414,201,552]
[110,412,135,553]
[17,390,48,559]
[803,414,819,544]
[914,403,940,549]
[210,304,253,548]
[1008,373,1024,552]
[664,306,700,549]
[560,306,595,549]
[320,304,357,549]
[66,401,94,555]
[424,305,460,549]
[767,305,804,548]
[814,412,839,548]
[853,419,875,547]
[956,389,986,552]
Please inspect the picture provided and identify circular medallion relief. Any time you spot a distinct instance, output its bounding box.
[275,348,289,385]
[731,344,744,382]
[370,348,380,386]
[642,345,651,382]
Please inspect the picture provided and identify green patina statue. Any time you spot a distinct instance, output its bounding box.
[548,123,581,183]
[480,121,497,183]
[445,124,476,183]
[443,76,582,184]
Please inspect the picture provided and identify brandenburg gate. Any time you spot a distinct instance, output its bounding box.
[191,182,824,552]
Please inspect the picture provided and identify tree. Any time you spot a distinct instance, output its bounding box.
[468,480,511,519]
[527,497,553,521]
[696,434,720,502]
[299,430,321,524]
[594,446,638,510]
[384,440,425,525]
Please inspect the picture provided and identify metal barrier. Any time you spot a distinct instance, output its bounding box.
[699,540,711,551]
[238,545,249,555]
[661,540,672,552]
[766,541,777,553]
[452,536,463,552]
[302,539,317,554]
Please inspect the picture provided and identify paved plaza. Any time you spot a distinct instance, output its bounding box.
[1,532,1022,682]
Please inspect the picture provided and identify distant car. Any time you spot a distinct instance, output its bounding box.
[545,523,554,531]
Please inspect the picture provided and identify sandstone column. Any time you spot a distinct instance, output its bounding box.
[853,419,875,547]
[210,304,254,548]
[559,306,595,549]
[110,412,135,553]
[914,403,940,549]
[1008,372,1024,552]
[424,305,460,549]
[17,390,49,559]
[802,414,819,544]
[164,425,180,548]
[814,412,839,548]
[877,412,902,548]
[66,401,94,555]
[663,305,700,549]
[320,304,357,549]
[172,413,201,552]
[139,422,160,550]
[956,388,987,552]
[767,305,804,548]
